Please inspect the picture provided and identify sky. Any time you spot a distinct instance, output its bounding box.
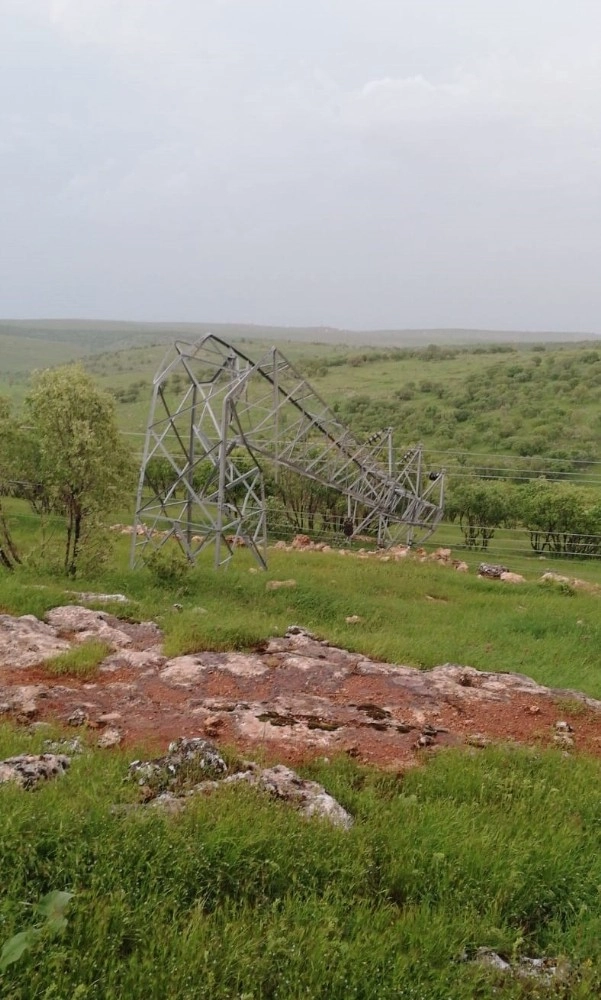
[1,0,601,332]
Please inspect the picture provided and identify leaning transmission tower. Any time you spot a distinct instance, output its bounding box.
[131,335,444,569]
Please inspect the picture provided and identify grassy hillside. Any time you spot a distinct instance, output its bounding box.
[2,549,601,996]
[3,319,601,499]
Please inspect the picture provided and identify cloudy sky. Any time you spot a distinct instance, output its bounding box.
[2,0,601,331]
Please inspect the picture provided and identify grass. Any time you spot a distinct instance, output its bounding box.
[1,726,601,997]
[43,640,112,679]
[1,531,601,696]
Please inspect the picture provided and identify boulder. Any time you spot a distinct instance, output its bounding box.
[0,753,70,789]
[478,563,509,579]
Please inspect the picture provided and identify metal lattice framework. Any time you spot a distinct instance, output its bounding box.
[131,335,445,568]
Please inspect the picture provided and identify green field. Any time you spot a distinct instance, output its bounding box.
[2,321,601,996]
[2,545,601,997]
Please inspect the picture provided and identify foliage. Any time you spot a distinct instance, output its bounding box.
[144,546,192,588]
[0,399,23,570]
[517,479,601,556]
[25,366,135,577]
[0,890,74,972]
[445,479,515,549]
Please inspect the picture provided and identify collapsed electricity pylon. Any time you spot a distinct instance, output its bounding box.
[131,335,445,569]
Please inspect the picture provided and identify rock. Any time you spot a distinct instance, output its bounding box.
[470,949,568,984]
[226,764,353,829]
[555,720,574,733]
[266,579,297,590]
[97,712,123,726]
[478,563,509,579]
[465,733,491,748]
[291,534,312,549]
[0,613,71,669]
[499,572,526,584]
[128,738,228,793]
[286,625,318,639]
[415,734,436,748]
[203,714,225,737]
[19,700,38,719]
[554,733,575,750]
[45,607,132,649]
[0,753,70,789]
[43,738,84,755]
[541,572,600,594]
[345,615,363,624]
[67,708,88,727]
[70,592,131,604]
[473,948,511,972]
[97,728,123,749]
[454,561,469,572]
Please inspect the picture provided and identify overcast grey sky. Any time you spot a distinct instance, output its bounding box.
[2,0,601,331]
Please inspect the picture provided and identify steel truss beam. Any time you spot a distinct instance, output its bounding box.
[132,335,444,568]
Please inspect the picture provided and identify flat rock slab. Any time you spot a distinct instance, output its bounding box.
[2,611,601,767]
[0,614,71,669]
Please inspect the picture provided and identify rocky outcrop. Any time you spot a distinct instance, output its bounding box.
[128,739,352,828]
[0,614,71,669]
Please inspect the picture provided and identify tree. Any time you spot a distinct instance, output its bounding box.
[445,479,515,549]
[0,398,25,570]
[518,480,601,556]
[26,366,135,576]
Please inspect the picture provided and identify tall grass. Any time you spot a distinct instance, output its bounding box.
[1,726,600,998]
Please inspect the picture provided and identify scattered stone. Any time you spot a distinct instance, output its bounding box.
[43,738,84,755]
[473,948,511,972]
[97,728,123,749]
[266,579,297,591]
[203,714,225,737]
[291,534,312,549]
[345,615,363,624]
[70,592,131,604]
[478,563,509,579]
[0,753,70,789]
[465,733,491,748]
[541,572,600,594]
[470,948,569,984]
[97,712,122,726]
[128,738,228,793]
[499,572,526,584]
[286,625,318,639]
[67,708,88,727]
[528,705,541,715]
[415,734,436,749]
[555,720,574,734]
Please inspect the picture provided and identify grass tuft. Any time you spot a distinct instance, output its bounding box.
[44,640,112,678]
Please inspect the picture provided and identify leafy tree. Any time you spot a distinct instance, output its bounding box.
[445,479,515,549]
[0,398,25,570]
[517,480,601,556]
[26,366,135,576]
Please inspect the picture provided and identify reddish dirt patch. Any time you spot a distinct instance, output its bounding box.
[2,619,601,767]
